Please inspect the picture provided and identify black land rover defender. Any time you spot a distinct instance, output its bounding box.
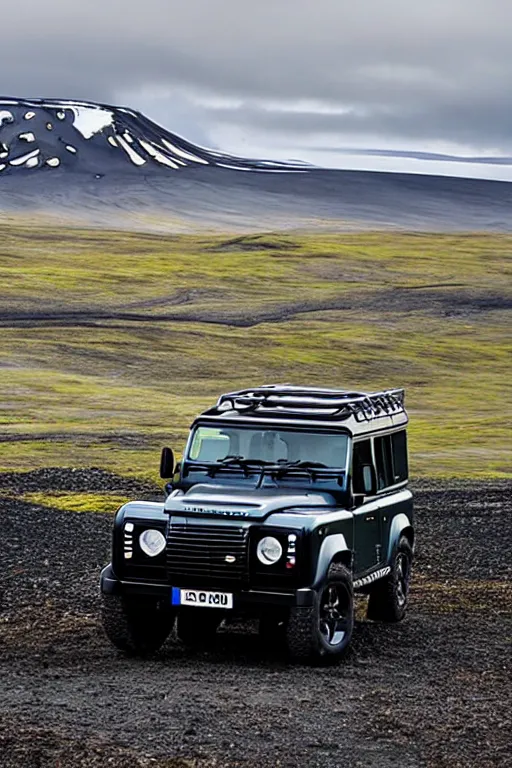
[100,385,414,663]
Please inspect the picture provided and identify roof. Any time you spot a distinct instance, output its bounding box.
[198,385,408,435]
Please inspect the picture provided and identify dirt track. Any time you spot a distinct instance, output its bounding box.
[0,471,511,767]
[0,287,509,330]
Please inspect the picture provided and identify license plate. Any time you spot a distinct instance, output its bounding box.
[171,587,233,609]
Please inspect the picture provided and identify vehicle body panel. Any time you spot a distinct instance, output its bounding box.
[101,385,413,618]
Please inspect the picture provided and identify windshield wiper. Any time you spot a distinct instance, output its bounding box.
[208,456,273,477]
[189,455,342,482]
[273,460,331,480]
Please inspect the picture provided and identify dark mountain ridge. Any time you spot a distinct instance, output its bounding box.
[0,97,308,175]
[1,97,511,232]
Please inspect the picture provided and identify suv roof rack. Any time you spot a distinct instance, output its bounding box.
[202,385,405,423]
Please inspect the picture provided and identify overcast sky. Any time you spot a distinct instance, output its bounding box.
[2,0,512,179]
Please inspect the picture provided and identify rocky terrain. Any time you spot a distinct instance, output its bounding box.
[0,470,510,767]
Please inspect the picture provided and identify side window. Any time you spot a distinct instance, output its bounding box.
[391,430,408,482]
[374,431,408,489]
[374,435,393,490]
[352,439,373,493]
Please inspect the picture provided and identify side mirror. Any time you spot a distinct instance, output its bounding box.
[360,463,377,496]
[353,463,377,498]
[160,447,175,479]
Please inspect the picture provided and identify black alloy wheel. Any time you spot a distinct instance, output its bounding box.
[395,550,410,609]
[367,535,413,622]
[319,581,352,647]
[286,562,354,663]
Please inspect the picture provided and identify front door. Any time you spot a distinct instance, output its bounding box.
[351,437,382,574]
[353,498,381,575]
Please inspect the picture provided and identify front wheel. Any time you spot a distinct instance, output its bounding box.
[101,594,175,655]
[286,562,354,664]
[367,536,413,622]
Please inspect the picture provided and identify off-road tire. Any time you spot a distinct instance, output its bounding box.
[367,536,413,622]
[101,594,175,655]
[176,608,223,646]
[286,562,354,664]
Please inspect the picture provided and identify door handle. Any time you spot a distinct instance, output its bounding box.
[365,515,376,522]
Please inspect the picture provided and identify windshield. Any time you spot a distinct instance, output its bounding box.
[188,425,348,468]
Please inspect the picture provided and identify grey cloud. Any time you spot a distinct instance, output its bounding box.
[2,0,512,169]
[204,98,512,151]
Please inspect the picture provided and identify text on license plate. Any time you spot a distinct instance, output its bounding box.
[171,587,233,609]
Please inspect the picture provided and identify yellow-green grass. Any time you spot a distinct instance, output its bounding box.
[18,491,131,514]
[411,576,511,615]
[0,224,510,481]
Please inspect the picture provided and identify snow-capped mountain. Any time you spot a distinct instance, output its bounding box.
[1,97,511,233]
[0,98,307,176]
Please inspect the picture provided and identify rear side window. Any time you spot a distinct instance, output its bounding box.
[374,435,393,489]
[374,430,408,489]
[391,430,408,482]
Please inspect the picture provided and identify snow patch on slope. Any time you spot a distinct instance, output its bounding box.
[0,97,310,177]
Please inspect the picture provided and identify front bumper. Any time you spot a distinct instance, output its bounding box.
[100,564,315,608]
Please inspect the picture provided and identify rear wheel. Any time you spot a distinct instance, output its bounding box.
[286,562,354,663]
[101,594,175,655]
[367,536,413,622]
[176,608,223,646]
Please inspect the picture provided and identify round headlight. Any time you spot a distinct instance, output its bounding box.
[139,528,166,557]
[257,536,283,565]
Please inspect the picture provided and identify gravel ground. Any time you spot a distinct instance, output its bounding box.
[0,471,510,768]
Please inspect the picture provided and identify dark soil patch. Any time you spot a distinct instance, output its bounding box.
[0,288,509,329]
[208,235,299,252]
[0,466,161,496]
[0,474,510,767]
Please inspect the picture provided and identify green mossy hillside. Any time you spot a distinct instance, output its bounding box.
[0,225,510,479]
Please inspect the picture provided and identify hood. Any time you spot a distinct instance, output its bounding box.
[164,484,337,520]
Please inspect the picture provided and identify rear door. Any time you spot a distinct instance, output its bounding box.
[374,431,410,552]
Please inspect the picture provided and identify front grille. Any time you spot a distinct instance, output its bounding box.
[167,524,249,588]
